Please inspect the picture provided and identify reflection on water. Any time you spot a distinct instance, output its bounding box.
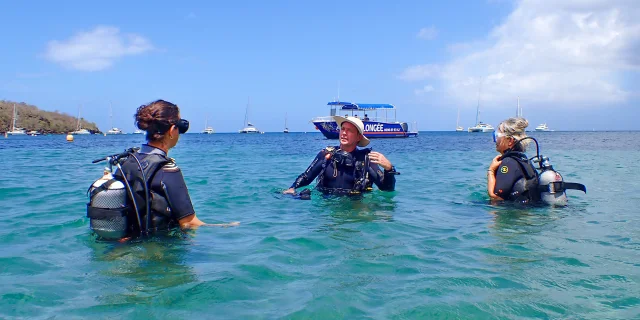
[86,234,198,305]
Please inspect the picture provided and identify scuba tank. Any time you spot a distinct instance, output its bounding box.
[87,168,130,240]
[535,156,568,206]
[506,137,586,206]
[86,148,140,240]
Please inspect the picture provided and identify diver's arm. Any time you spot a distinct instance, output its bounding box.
[368,163,396,191]
[286,151,326,192]
[487,170,504,200]
[487,155,504,200]
[178,214,206,229]
[369,152,395,191]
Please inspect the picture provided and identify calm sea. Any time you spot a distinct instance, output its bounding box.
[1,131,639,319]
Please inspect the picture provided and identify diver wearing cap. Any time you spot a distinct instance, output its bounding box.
[283,116,397,196]
[487,117,585,205]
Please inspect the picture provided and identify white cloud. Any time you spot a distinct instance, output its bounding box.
[415,85,435,95]
[44,26,153,71]
[397,64,441,81]
[417,26,438,40]
[408,0,640,107]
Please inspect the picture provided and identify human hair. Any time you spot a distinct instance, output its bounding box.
[134,99,180,141]
[498,117,530,151]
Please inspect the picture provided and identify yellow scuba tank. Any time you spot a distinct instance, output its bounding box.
[87,168,129,239]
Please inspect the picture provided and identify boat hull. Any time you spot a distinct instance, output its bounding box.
[313,120,417,139]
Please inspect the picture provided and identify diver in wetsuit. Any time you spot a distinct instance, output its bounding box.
[283,116,397,196]
[487,117,585,205]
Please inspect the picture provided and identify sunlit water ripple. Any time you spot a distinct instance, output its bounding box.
[1,132,639,319]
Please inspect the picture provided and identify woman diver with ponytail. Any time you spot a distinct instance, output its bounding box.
[88,100,238,241]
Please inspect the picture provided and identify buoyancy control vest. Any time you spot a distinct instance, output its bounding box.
[87,150,175,240]
[502,151,586,206]
[317,146,373,194]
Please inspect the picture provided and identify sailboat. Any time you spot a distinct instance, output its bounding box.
[71,105,91,135]
[106,102,123,134]
[467,85,494,133]
[202,115,215,134]
[284,112,289,133]
[239,97,262,133]
[455,106,463,132]
[7,104,27,135]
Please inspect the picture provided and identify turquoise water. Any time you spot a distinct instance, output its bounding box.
[1,132,639,319]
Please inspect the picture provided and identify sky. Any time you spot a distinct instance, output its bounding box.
[1,0,638,132]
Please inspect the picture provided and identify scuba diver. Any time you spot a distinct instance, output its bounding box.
[487,117,586,206]
[87,100,237,241]
[283,116,398,197]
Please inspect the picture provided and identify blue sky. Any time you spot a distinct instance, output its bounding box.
[1,0,638,132]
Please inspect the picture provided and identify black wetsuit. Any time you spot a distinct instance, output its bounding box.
[115,145,195,233]
[494,151,539,202]
[290,147,395,193]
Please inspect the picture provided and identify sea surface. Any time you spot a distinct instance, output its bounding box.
[1,131,639,319]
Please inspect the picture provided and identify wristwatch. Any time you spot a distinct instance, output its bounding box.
[384,166,399,175]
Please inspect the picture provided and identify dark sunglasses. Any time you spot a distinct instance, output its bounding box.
[175,119,189,134]
[156,119,189,134]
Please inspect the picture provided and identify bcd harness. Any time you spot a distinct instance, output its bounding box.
[317,146,373,195]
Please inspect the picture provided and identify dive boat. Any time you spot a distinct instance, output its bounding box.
[7,104,27,135]
[312,101,418,139]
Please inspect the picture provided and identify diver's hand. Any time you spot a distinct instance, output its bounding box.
[283,188,296,195]
[370,152,392,171]
[489,155,502,172]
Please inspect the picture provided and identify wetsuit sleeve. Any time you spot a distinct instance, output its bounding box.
[367,162,396,191]
[155,165,195,221]
[494,157,523,199]
[290,151,326,189]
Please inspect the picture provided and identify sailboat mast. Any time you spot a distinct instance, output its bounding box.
[245,97,250,126]
[456,106,460,128]
[76,105,81,131]
[476,83,482,125]
[109,101,113,129]
[12,104,17,131]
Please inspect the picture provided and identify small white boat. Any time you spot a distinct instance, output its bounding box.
[71,129,91,135]
[133,129,144,134]
[202,116,215,134]
[535,123,550,131]
[7,104,27,135]
[468,122,495,133]
[467,88,494,133]
[107,127,124,135]
[239,97,263,133]
[284,112,289,133]
[71,105,91,134]
[240,122,261,133]
[455,106,463,131]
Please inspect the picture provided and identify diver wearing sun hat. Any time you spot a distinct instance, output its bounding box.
[283,116,398,196]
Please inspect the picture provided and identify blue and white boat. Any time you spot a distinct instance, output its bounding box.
[312,101,418,139]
